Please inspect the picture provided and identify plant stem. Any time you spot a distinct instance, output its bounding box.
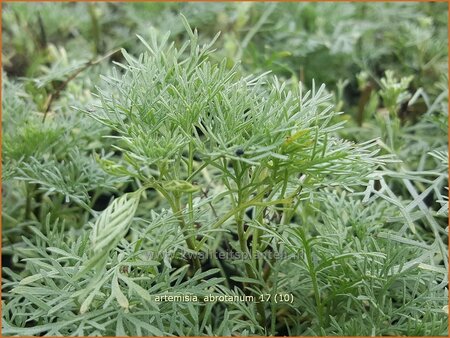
[270,260,280,336]
[235,207,266,327]
[196,187,284,251]
[187,141,195,225]
[148,181,201,272]
[251,177,265,273]
[301,230,324,327]
[42,47,120,122]
[25,184,33,220]
[88,3,101,55]
[233,161,266,328]
[172,194,201,272]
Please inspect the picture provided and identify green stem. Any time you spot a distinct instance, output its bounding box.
[88,3,101,55]
[172,194,201,272]
[186,161,209,182]
[25,184,34,220]
[146,181,201,272]
[236,207,266,327]
[251,176,266,271]
[301,231,324,327]
[187,141,194,225]
[233,161,266,328]
[270,260,280,336]
[196,186,279,251]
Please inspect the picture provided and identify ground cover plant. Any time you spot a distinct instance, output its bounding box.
[2,2,448,336]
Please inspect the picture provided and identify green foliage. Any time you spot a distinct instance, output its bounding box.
[2,3,448,336]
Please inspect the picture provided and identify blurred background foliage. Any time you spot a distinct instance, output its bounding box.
[2,2,448,148]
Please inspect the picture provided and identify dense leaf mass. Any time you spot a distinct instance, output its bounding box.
[2,2,448,336]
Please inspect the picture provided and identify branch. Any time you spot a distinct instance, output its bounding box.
[42,48,121,122]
